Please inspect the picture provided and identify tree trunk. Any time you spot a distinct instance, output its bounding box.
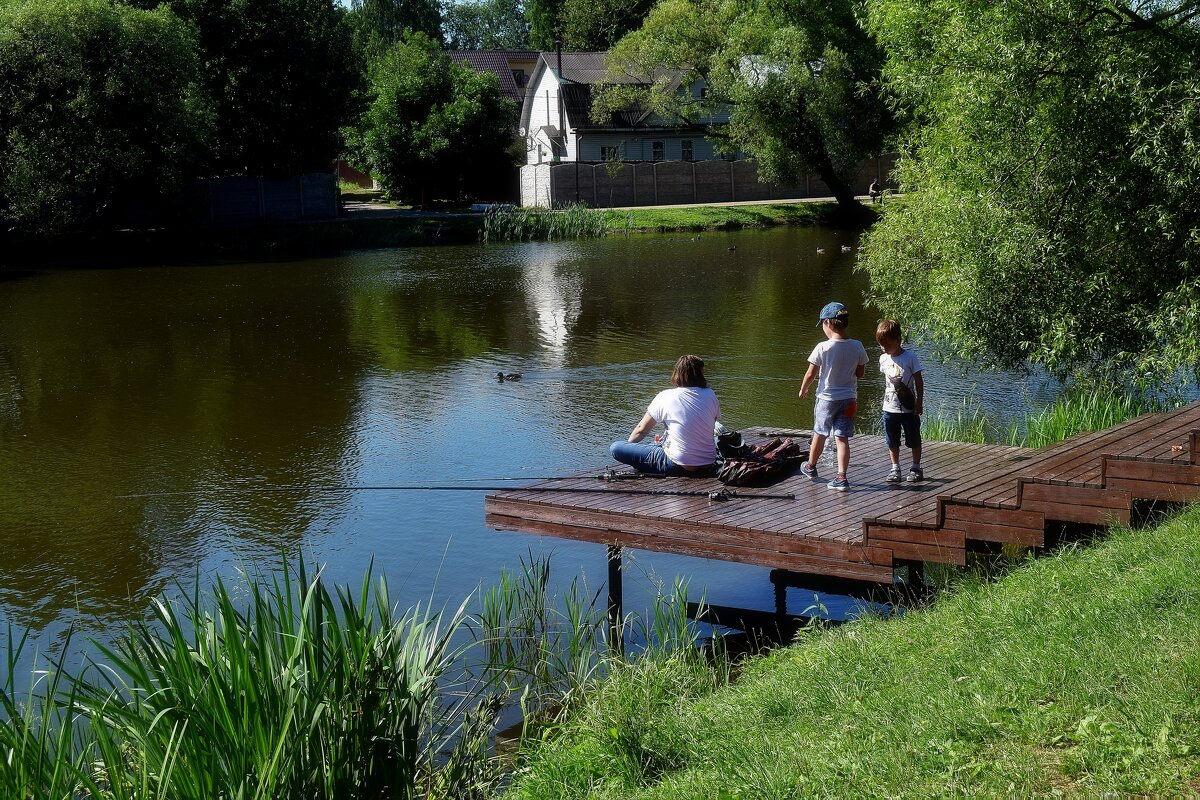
[813,153,868,214]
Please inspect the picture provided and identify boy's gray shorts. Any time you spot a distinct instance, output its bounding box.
[814,397,857,438]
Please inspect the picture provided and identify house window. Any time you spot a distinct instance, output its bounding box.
[699,86,708,100]
[652,141,665,161]
[600,145,620,162]
[681,140,694,161]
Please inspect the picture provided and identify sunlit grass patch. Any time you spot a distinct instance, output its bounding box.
[505,507,1200,798]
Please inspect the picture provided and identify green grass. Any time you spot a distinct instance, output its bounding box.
[615,201,846,233]
[479,201,861,243]
[0,555,707,799]
[504,506,1200,797]
[920,389,1178,448]
[1,563,475,799]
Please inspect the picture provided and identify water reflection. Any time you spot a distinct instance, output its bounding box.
[0,227,1062,650]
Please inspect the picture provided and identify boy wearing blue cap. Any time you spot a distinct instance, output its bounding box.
[798,302,869,491]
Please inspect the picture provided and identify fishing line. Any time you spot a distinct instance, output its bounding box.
[117,483,795,501]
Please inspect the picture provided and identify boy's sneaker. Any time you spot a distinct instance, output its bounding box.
[906,466,924,483]
[800,461,818,480]
[827,474,849,492]
[885,466,902,483]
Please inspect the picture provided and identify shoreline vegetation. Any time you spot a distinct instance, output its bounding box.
[4,393,1197,796]
[0,200,858,268]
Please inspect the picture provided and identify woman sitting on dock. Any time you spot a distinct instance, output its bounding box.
[609,354,720,476]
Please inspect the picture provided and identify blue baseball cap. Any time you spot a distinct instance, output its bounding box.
[816,301,847,327]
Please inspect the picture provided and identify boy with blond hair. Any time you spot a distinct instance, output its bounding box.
[799,302,869,491]
[876,319,924,482]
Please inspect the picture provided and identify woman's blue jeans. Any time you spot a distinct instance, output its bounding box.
[609,441,699,476]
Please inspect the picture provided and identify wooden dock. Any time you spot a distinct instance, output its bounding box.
[485,402,1200,586]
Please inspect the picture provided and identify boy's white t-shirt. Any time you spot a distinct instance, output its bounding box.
[807,339,869,401]
[647,386,720,466]
[879,349,923,413]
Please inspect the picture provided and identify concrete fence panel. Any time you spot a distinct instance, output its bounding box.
[731,161,771,201]
[200,173,338,223]
[654,161,695,205]
[693,161,734,204]
[519,156,897,208]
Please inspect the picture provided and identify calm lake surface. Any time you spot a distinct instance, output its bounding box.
[0,226,1061,658]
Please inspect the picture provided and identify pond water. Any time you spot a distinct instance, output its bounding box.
[0,226,1062,661]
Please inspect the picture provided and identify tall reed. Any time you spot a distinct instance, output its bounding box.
[921,397,991,444]
[2,562,472,799]
[481,204,612,242]
[0,555,711,798]
[923,390,1176,448]
[1011,389,1173,447]
[471,553,706,729]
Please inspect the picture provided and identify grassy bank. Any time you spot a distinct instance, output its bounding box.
[505,505,1200,797]
[616,201,853,233]
[479,201,857,244]
[0,200,858,267]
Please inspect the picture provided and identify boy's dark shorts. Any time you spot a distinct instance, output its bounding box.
[882,411,921,450]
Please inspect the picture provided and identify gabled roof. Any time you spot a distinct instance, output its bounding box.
[520,51,692,133]
[447,50,540,105]
[539,51,675,85]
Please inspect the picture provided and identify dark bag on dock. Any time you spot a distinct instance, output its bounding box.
[716,437,805,487]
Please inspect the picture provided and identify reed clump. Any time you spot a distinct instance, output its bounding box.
[0,555,709,799]
[481,204,614,242]
[923,389,1178,447]
[471,553,712,730]
[2,562,473,799]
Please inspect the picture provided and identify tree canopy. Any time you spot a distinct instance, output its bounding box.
[350,0,442,56]
[560,0,657,49]
[859,0,1200,383]
[525,0,564,49]
[0,0,212,232]
[157,0,360,176]
[349,32,518,203]
[442,0,530,49]
[603,0,893,209]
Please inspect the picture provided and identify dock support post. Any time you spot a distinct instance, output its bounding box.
[901,560,927,601]
[607,544,624,656]
[770,569,788,617]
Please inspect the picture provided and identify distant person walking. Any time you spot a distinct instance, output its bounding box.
[609,355,719,476]
[799,303,869,491]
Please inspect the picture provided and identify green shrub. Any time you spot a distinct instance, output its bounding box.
[0,0,212,232]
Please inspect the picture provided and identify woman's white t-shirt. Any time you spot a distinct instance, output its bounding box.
[647,387,720,466]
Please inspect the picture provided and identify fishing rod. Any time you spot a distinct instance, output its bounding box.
[117,483,796,502]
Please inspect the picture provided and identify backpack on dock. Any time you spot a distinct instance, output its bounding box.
[716,436,806,487]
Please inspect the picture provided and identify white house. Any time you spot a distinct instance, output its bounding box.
[519,50,735,167]
[515,49,892,208]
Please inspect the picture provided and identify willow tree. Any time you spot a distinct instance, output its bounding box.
[600,0,893,211]
[860,0,1200,383]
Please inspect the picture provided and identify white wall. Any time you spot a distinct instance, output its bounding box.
[524,66,579,164]
[577,134,721,162]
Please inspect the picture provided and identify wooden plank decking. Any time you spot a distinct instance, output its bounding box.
[485,402,1200,583]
